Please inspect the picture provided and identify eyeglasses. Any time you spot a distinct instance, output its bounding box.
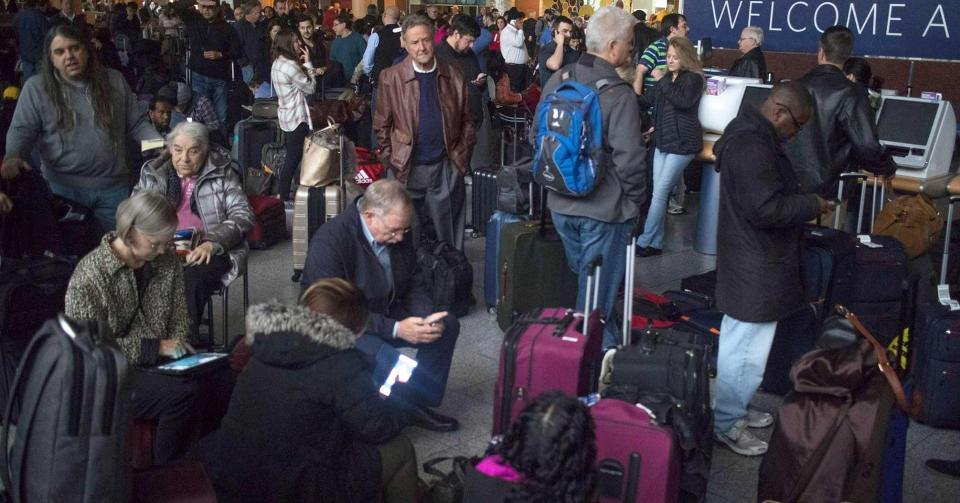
[378,215,410,239]
[775,102,803,131]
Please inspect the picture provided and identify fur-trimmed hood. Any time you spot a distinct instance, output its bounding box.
[244,302,358,368]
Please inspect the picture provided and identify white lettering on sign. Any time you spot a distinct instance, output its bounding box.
[846,2,878,35]
[768,1,783,31]
[787,1,808,32]
[923,4,950,38]
[748,1,763,26]
[712,0,744,28]
[886,3,904,36]
[814,2,840,32]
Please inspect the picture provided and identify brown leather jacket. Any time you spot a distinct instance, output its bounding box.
[373,55,476,182]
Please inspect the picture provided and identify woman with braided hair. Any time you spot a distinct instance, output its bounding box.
[464,391,597,502]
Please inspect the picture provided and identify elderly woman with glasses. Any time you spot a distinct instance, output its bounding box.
[65,191,197,465]
[134,121,254,341]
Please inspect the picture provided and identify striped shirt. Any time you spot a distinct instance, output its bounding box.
[271,55,315,132]
[639,37,668,93]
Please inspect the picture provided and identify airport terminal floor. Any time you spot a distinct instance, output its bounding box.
[231,197,960,503]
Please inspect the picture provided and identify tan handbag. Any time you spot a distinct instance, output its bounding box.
[299,120,342,187]
[873,179,945,258]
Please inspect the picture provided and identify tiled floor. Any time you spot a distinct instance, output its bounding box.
[227,195,960,502]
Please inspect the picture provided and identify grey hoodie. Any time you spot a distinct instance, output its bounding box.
[6,68,160,189]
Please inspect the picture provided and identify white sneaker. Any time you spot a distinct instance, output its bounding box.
[715,420,768,456]
[746,410,774,429]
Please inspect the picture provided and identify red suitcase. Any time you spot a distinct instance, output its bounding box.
[492,259,604,436]
[591,398,681,503]
[246,194,286,249]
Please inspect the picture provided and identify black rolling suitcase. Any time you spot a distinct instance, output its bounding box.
[232,118,281,175]
[471,166,498,237]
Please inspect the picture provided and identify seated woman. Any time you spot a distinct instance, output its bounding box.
[464,391,597,503]
[488,50,540,112]
[65,191,197,465]
[197,279,416,503]
[134,121,254,342]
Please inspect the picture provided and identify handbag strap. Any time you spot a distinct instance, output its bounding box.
[836,305,919,416]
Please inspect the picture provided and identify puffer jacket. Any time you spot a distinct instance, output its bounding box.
[638,69,704,155]
[134,146,254,285]
[196,302,406,502]
[372,55,477,182]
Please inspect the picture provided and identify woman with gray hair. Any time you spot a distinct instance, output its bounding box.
[65,191,198,465]
[134,120,254,341]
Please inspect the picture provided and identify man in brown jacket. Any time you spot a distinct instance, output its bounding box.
[373,14,476,250]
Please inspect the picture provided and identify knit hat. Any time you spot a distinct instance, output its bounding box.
[2,86,19,100]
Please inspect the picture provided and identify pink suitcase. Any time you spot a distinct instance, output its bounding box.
[492,259,605,436]
[591,398,682,503]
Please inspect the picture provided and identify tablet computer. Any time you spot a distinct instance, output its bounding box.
[150,353,229,376]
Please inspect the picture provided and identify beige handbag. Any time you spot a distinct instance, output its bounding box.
[299,120,342,187]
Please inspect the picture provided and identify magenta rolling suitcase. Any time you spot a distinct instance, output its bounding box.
[591,398,681,503]
[492,259,605,436]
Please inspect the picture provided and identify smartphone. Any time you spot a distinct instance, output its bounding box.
[424,311,448,326]
[379,354,418,397]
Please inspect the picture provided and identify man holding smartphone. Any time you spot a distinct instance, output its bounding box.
[301,180,461,432]
[537,15,579,88]
[436,13,485,130]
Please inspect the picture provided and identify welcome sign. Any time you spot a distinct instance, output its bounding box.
[682,1,960,60]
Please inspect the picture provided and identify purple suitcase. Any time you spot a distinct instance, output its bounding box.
[591,398,681,503]
[492,260,605,436]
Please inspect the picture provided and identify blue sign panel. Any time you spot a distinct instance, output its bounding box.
[682,1,960,60]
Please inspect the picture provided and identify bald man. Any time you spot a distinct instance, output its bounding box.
[712,83,832,457]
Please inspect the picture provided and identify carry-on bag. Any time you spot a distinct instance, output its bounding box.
[606,228,713,503]
[0,316,131,503]
[471,166,499,238]
[910,193,960,429]
[590,397,681,503]
[758,306,917,503]
[232,118,281,174]
[291,185,343,281]
[483,211,530,310]
[495,193,579,330]
[246,194,286,250]
[492,258,605,436]
[300,121,344,188]
[417,240,474,317]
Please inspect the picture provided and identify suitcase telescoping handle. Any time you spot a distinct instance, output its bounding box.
[583,255,603,331]
[835,172,869,232]
[939,195,960,285]
[621,220,645,346]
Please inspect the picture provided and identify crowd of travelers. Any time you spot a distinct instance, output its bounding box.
[0,0,958,501]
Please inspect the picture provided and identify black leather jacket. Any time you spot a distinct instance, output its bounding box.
[729,47,766,80]
[784,64,895,195]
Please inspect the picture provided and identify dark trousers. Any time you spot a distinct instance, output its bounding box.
[183,254,232,340]
[405,158,466,251]
[279,122,311,202]
[130,369,198,465]
[355,315,459,408]
[505,63,529,93]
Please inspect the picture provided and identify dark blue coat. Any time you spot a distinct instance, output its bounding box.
[300,199,432,338]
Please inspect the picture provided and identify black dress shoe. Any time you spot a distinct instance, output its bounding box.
[409,406,460,432]
[636,246,663,258]
[926,458,960,479]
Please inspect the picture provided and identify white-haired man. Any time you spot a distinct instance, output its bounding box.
[538,6,647,349]
[729,26,767,79]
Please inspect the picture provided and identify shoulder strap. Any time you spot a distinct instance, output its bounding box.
[838,306,919,416]
[785,398,853,502]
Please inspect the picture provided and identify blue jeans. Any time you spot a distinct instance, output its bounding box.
[47,182,129,232]
[241,65,254,85]
[636,149,696,249]
[714,314,778,433]
[190,72,228,126]
[552,211,635,349]
[21,60,38,81]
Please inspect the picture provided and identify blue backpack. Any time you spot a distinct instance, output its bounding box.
[532,73,625,197]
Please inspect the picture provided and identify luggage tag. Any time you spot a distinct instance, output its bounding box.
[937,284,960,311]
[857,235,883,248]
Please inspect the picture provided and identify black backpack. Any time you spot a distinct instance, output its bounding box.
[417,241,474,317]
[0,316,131,503]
